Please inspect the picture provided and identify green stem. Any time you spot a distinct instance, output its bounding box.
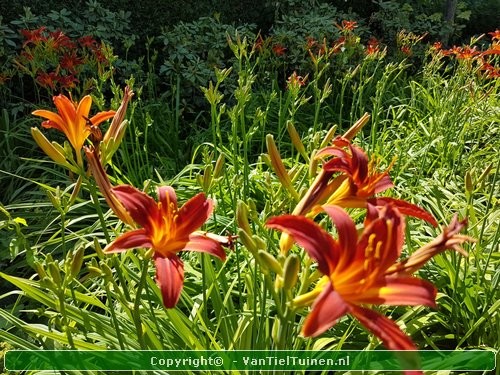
[86,178,111,243]
[132,256,150,349]
[104,282,126,349]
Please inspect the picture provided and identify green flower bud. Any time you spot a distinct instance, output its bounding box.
[283,254,300,290]
[257,250,282,275]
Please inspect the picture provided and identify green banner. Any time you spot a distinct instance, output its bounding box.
[4,349,496,372]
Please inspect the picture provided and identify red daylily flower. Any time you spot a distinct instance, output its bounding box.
[32,94,115,156]
[312,137,436,225]
[336,20,358,32]
[60,51,83,74]
[272,43,286,56]
[401,46,412,56]
[488,29,500,41]
[267,204,470,355]
[104,185,231,308]
[286,71,307,90]
[431,41,442,51]
[78,35,99,49]
[481,42,500,56]
[253,35,265,52]
[306,36,317,50]
[21,27,47,46]
[56,74,79,90]
[49,30,76,50]
[278,136,437,254]
[36,72,58,90]
[366,37,380,55]
[455,46,479,59]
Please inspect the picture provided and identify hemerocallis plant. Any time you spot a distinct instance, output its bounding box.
[267,203,472,348]
[104,184,231,308]
[32,93,115,166]
[278,135,437,254]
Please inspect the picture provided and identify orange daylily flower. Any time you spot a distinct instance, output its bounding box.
[104,185,231,308]
[32,94,115,158]
[336,20,358,32]
[286,71,307,89]
[272,43,286,56]
[267,203,471,357]
[310,137,437,225]
[488,29,500,41]
[279,136,437,254]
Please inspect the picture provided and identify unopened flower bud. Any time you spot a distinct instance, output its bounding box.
[31,127,75,171]
[320,124,337,149]
[47,262,62,286]
[70,246,85,279]
[213,153,225,179]
[33,261,47,279]
[257,250,282,275]
[236,201,252,235]
[266,134,299,201]
[253,235,267,251]
[283,254,300,290]
[465,170,473,193]
[202,163,213,191]
[342,112,370,141]
[238,229,257,254]
[287,121,308,160]
[271,318,280,343]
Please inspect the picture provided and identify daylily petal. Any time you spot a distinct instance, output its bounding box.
[350,304,417,350]
[53,94,77,129]
[184,233,227,260]
[75,95,92,121]
[104,228,152,253]
[154,255,184,308]
[387,215,471,275]
[89,110,116,126]
[112,185,160,231]
[350,144,369,182]
[369,197,438,227]
[267,215,338,275]
[321,205,357,271]
[32,110,66,132]
[358,204,404,274]
[84,146,134,226]
[348,276,437,307]
[157,186,178,217]
[301,282,351,337]
[371,174,394,194]
[176,192,214,235]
